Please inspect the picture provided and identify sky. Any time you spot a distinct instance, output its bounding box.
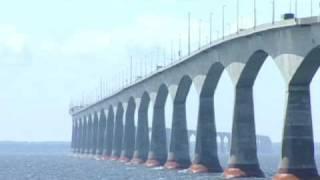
[0,0,320,142]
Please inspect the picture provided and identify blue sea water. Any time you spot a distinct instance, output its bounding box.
[0,142,318,180]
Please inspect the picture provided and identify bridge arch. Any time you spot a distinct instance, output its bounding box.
[174,75,192,103]
[290,46,320,85]
[252,53,285,154]
[237,50,269,87]
[215,65,234,158]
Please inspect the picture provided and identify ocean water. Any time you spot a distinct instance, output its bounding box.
[0,142,319,180]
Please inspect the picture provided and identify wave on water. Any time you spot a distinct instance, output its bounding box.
[0,142,319,180]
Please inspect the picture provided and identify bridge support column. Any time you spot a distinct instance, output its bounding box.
[190,97,222,173]
[71,120,76,153]
[85,116,93,155]
[75,121,81,154]
[80,118,86,154]
[120,100,136,163]
[146,106,167,167]
[275,85,318,179]
[132,97,150,165]
[79,121,84,155]
[74,121,79,154]
[96,110,106,158]
[111,105,124,160]
[224,86,264,179]
[91,113,99,156]
[102,108,114,160]
[164,102,191,169]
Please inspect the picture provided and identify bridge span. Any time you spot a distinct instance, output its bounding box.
[161,129,272,155]
[70,16,320,179]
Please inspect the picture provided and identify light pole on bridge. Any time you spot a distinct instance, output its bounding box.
[272,0,275,24]
[311,0,313,16]
[295,0,298,17]
[170,40,173,62]
[188,12,191,56]
[130,56,133,84]
[198,19,202,49]
[254,0,257,28]
[178,34,182,58]
[310,0,313,16]
[237,0,239,33]
[210,12,213,43]
[222,5,226,39]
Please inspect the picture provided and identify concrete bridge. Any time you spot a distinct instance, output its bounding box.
[70,16,320,179]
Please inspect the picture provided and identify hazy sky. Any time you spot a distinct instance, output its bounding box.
[0,0,320,142]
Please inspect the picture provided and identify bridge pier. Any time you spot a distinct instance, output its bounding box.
[190,63,223,173]
[120,99,136,163]
[71,120,76,153]
[111,104,124,160]
[224,52,269,179]
[75,121,81,154]
[274,85,318,179]
[79,120,85,154]
[102,107,114,160]
[146,86,168,167]
[90,112,99,155]
[132,95,150,164]
[85,115,93,155]
[190,97,222,173]
[164,102,191,169]
[165,77,192,170]
[73,120,79,154]
[274,46,320,179]
[80,118,87,154]
[224,86,264,178]
[96,110,106,157]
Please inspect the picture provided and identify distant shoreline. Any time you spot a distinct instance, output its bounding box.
[0,141,70,144]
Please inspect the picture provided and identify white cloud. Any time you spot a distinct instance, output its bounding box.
[34,15,187,68]
[0,24,29,65]
[0,25,26,53]
[60,30,111,56]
